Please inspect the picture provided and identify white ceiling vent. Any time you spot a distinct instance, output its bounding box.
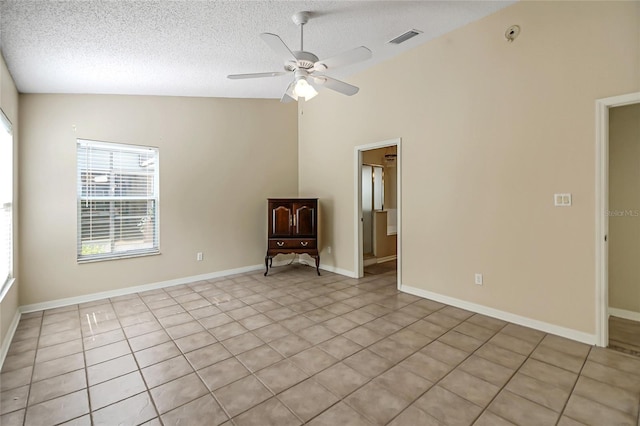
[388,29,423,45]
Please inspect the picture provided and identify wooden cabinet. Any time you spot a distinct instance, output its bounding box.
[265,198,320,276]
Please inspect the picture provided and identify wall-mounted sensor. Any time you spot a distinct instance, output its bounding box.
[505,25,520,42]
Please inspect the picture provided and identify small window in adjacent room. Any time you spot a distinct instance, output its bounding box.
[0,109,13,292]
[77,139,159,262]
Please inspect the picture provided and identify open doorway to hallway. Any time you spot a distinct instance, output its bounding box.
[354,138,401,287]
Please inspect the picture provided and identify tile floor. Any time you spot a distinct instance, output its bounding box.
[1,264,640,425]
[609,316,640,357]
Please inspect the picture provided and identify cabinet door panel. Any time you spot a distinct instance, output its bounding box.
[270,203,292,236]
[293,202,316,236]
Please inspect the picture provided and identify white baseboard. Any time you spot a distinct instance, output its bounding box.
[377,255,397,264]
[0,309,22,369]
[20,263,268,313]
[609,307,640,322]
[400,284,597,346]
[363,258,377,267]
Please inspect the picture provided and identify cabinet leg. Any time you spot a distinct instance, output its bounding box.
[315,255,321,276]
[264,256,270,276]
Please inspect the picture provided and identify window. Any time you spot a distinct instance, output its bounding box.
[0,110,12,289]
[77,139,159,262]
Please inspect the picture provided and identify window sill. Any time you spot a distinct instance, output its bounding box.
[78,250,161,264]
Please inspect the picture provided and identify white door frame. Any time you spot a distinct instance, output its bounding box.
[595,92,640,347]
[354,138,402,288]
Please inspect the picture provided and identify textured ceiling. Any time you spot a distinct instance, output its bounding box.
[0,1,513,99]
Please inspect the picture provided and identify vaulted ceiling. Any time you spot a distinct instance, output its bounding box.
[0,1,513,99]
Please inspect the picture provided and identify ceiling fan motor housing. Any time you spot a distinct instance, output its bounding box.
[285,51,319,71]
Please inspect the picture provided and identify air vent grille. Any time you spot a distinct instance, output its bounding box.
[388,29,423,45]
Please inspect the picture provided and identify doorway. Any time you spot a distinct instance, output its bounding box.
[595,92,640,349]
[354,138,401,288]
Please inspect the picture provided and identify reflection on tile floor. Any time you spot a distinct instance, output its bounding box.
[2,264,640,425]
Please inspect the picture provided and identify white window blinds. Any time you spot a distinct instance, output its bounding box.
[0,110,12,288]
[77,139,159,262]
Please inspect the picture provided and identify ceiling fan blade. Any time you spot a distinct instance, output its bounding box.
[313,46,372,72]
[313,75,359,96]
[227,71,287,80]
[260,33,297,61]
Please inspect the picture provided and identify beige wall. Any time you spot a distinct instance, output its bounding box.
[0,53,19,347]
[609,103,640,314]
[299,1,640,334]
[19,94,297,305]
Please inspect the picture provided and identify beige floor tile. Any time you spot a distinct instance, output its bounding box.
[572,376,639,417]
[500,323,545,344]
[400,351,453,382]
[252,323,290,343]
[473,411,516,426]
[290,347,337,375]
[31,352,85,382]
[222,332,264,355]
[320,316,359,334]
[581,360,640,393]
[504,372,570,412]
[368,337,417,363]
[210,322,250,341]
[488,390,558,426]
[414,385,482,426]
[39,329,82,348]
[518,358,578,391]
[85,339,131,366]
[166,320,206,340]
[173,330,216,353]
[279,378,339,422]
[421,340,470,366]
[83,328,125,351]
[233,397,301,426]
[35,338,83,364]
[588,346,640,376]
[373,365,433,401]
[488,332,538,356]
[150,372,209,414]
[438,330,484,353]
[92,391,157,426]
[296,324,336,345]
[475,343,526,369]
[458,355,515,387]
[7,337,38,355]
[255,359,309,394]
[214,375,273,418]
[197,357,249,391]
[530,345,586,373]
[439,369,500,407]
[0,384,29,414]
[0,409,24,426]
[424,311,463,329]
[238,314,273,330]
[387,405,442,426]
[89,371,147,410]
[142,355,194,388]
[123,319,163,338]
[406,319,448,339]
[161,394,228,426]
[199,312,234,329]
[28,369,86,406]
[343,348,392,379]
[346,381,410,424]
[134,341,181,368]
[563,394,636,426]
[184,342,232,370]
[307,401,371,425]
[314,362,369,398]
[25,389,89,425]
[317,335,362,360]
[1,366,33,392]
[236,344,284,372]
[453,321,497,341]
[539,334,591,358]
[1,350,36,373]
[87,353,138,386]
[269,334,312,357]
[556,415,587,426]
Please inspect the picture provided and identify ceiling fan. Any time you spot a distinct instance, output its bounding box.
[227,11,372,103]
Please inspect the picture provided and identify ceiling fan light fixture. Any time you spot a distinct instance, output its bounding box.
[293,78,318,100]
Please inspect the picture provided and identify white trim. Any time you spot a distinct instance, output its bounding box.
[0,308,21,369]
[354,138,402,289]
[402,284,596,345]
[0,277,15,303]
[609,307,640,323]
[20,263,266,313]
[377,255,397,264]
[595,92,640,347]
[319,263,359,278]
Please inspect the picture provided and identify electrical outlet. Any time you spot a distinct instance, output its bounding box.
[197,252,203,261]
[327,246,332,254]
[475,273,483,285]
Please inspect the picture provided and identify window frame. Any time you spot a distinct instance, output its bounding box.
[0,108,13,299]
[76,139,160,263]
